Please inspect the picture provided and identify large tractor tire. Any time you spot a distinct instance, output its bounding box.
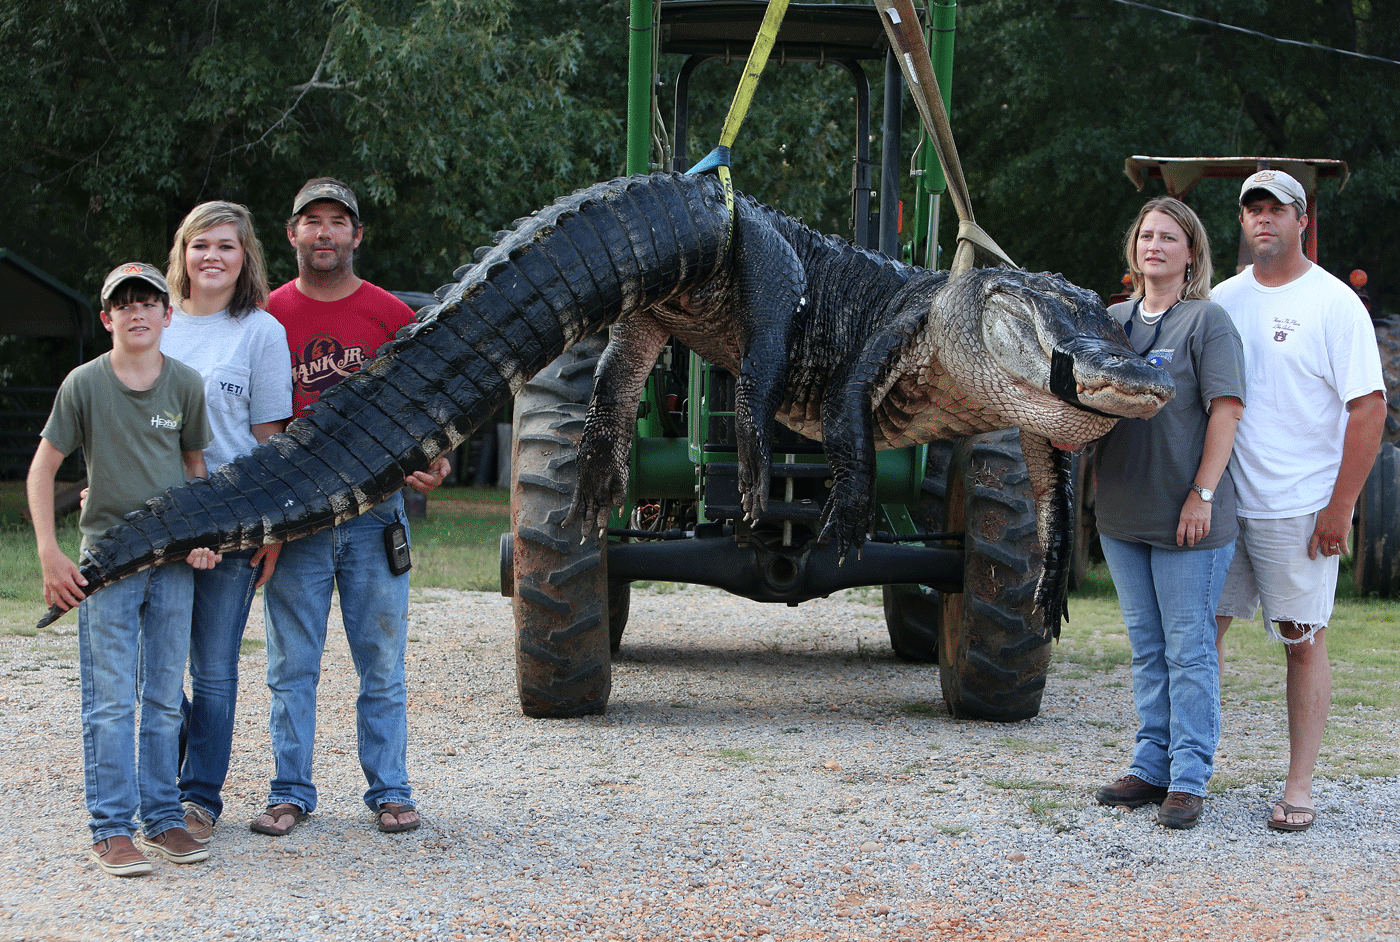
[608,579,631,653]
[1354,441,1400,598]
[883,440,954,661]
[883,586,941,662]
[937,429,1053,721]
[1373,316,1400,445]
[510,336,615,717]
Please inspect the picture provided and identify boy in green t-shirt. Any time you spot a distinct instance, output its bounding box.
[27,263,218,877]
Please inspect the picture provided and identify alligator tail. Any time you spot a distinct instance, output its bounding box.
[37,172,731,628]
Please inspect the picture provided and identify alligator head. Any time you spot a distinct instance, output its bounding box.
[929,268,1174,445]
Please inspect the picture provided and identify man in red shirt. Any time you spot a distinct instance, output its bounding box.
[253,178,449,837]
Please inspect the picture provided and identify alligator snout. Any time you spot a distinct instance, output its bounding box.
[1057,334,1175,419]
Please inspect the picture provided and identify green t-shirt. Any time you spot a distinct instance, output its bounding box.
[41,353,211,547]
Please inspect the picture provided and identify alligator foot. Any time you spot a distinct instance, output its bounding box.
[737,446,771,522]
[817,488,872,564]
[568,431,628,540]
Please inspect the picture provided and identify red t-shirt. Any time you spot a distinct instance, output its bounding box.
[268,280,416,418]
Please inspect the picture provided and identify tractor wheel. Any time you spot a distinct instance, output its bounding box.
[883,440,954,661]
[511,336,613,718]
[1354,441,1400,598]
[1373,316,1400,445]
[883,586,941,662]
[938,429,1053,721]
[608,579,631,653]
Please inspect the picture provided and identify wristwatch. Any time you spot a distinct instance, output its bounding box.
[1191,483,1214,503]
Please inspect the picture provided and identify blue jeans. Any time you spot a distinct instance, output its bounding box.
[1100,535,1234,797]
[179,549,260,820]
[262,494,413,813]
[78,564,193,841]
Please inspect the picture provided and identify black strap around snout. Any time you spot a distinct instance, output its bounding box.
[1050,347,1119,418]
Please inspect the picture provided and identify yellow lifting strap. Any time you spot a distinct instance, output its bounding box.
[686,0,791,247]
[875,0,1016,278]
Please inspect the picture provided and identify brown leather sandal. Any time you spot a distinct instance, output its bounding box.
[250,803,308,836]
[1266,800,1316,832]
[376,802,420,833]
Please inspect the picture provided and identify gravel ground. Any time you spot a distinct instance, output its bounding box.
[0,584,1396,942]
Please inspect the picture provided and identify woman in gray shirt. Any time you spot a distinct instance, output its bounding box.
[1092,197,1246,830]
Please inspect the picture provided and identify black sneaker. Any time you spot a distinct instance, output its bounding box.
[1158,792,1203,829]
[1096,774,1170,808]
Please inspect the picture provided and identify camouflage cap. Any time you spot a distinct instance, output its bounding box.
[1239,169,1307,211]
[100,261,170,302]
[292,179,360,217]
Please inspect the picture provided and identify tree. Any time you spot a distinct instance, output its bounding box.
[3,0,1395,321]
[949,0,1400,307]
[0,0,622,305]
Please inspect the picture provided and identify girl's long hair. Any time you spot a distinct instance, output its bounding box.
[166,201,270,317]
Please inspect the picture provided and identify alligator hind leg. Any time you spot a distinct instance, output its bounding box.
[732,210,806,521]
[569,319,671,537]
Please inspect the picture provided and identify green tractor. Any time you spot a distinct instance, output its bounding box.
[501,0,1051,723]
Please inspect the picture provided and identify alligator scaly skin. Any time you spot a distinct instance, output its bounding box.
[39,174,730,627]
[38,172,1171,634]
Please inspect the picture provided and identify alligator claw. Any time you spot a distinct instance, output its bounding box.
[817,492,871,565]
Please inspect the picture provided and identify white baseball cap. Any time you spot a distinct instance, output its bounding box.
[1239,169,1307,210]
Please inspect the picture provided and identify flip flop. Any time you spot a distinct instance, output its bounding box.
[1266,800,1316,832]
[250,803,308,836]
[376,802,421,833]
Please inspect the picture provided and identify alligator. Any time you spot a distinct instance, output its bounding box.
[36,172,1172,633]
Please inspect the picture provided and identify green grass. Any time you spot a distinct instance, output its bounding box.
[407,511,507,592]
[985,777,1053,790]
[0,516,82,634]
[1060,561,1400,725]
[425,485,510,507]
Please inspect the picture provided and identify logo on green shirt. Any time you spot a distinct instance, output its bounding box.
[151,411,182,431]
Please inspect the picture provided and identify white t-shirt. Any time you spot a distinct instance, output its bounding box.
[162,307,293,472]
[1212,263,1384,518]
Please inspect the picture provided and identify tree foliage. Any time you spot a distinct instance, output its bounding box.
[0,0,622,300]
[950,0,1400,305]
[1,0,1397,324]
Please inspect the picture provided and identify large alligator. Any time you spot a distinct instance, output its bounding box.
[37,172,1171,632]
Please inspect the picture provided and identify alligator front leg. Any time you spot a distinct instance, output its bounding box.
[816,311,927,562]
[1019,431,1073,638]
[732,210,806,521]
[569,316,671,537]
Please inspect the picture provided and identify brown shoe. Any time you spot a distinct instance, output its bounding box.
[138,826,210,864]
[1158,792,1204,829]
[89,835,154,877]
[1096,774,1170,808]
[183,802,215,843]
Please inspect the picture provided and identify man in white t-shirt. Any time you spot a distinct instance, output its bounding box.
[1213,169,1385,833]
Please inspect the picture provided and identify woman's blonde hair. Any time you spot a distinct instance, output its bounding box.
[1123,197,1213,302]
[166,201,269,317]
